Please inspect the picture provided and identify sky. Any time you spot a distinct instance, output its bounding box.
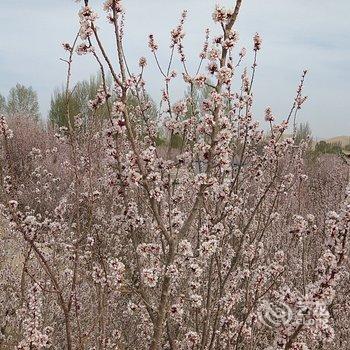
[0,0,349,139]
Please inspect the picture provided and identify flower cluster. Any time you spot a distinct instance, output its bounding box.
[0,115,13,139]
[78,5,98,40]
[88,85,111,110]
[1,1,348,350]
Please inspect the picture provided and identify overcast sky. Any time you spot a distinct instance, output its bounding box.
[0,0,349,138]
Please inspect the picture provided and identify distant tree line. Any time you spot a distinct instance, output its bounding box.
[0,83,40,120]
[2,81,350,155]
[49,74,112,127]
[314,140,343,155]
[292,122,350,156]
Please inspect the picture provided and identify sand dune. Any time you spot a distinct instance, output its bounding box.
[324,136,350,147]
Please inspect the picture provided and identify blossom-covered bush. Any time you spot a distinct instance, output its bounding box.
[0,1,349,349]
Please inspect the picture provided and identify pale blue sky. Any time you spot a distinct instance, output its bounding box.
[0,0,349,138]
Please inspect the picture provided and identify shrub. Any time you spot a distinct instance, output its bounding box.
[0,1,349,349]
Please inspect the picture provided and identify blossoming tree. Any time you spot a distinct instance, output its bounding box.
[0,1,349,349]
